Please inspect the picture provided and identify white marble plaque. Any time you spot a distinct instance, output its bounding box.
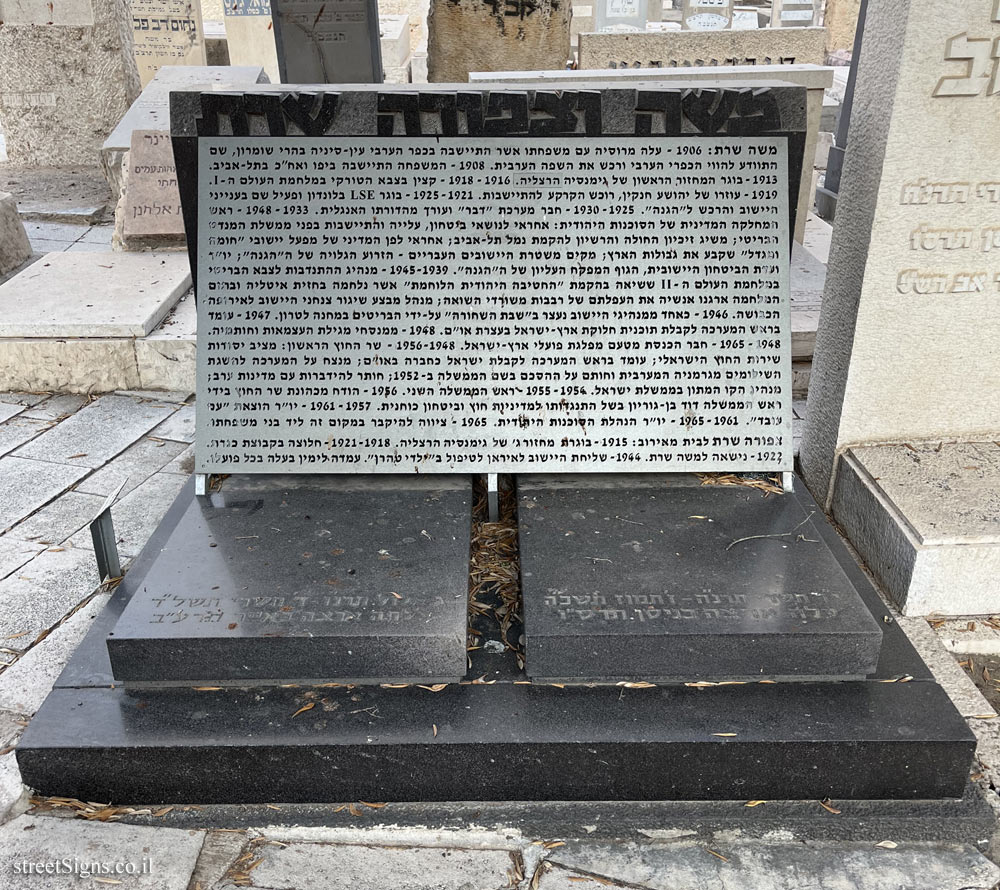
[197,135,791,475]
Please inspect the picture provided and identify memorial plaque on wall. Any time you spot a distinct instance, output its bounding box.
[271,0,383,83]
[174,86,805,476]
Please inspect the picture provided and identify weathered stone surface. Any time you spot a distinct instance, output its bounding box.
[0,752,26,825]
[0,538,44,581]
[0,404,25,425]
[21,394,89,423]
[131,0,207,87]
[831,444,1000,616]
[0,194,31,276]
[770,0,817,27]
[120,130,185,247]
[14,394,175,469]
[248,842,517,890]
[224,4,281,84]
[427,0,570,83]
[68,470,187,557]
[0,252,190,338]
[824,0,860,52]
[75,437,188,498]
[0,457,89,534]
[149,403,195,443]
[135,291,196,392]
[547,840,1000,890]
[0,0,140,167]
[0,338,141,393]
[0,815,204,890]
[578,26,826,68]
[381,13,411,67]
[6,491,105,546]
[801,0,1000,503]
[0,547,98,641]
[0,419,50,459]
[272,0,383,82]
[0,594,109,715]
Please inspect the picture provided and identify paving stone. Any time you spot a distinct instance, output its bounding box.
[0,252,191,338]
[0,394,47,407]
[0,418,52,459]
[0,548,98,642]
[548,840,1000,890]
[75,438,189,499]
[0,594,108,715]
[21,221,86,243]
[149,403,195,443]
[79,225,114,245]
[0,404,24,424]
[6,492,104,547]
[247,842,517,890]
[21,393,88,422]
[64,241,113,253]
[0,711,24,750]
[117,389,194,404]
[0,753,25,825]
[538,865,628,889]
[0,457,89,533]
[187,830,249,890]
[0,537,44,581]
[0,815,205,889]
[162,444,195,476]
[69,471,187,558]
[25,240,73,253]
[13,395,175,469]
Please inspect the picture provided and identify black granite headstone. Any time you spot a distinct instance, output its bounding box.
[519,477,882,681]
[109,476,471,684]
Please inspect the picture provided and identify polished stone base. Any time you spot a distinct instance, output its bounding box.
[15,475,976,803]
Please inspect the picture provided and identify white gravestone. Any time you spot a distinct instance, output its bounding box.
[131,0,208,87]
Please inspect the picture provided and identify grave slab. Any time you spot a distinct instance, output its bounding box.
[519,476,882,681]
[0,403,25,424]
[13,394,175,469]
[107,476,472,684]
[832,443,1000,616]
[0,457,89,534]
[150,403,196,443]
[21,394,88,422]
[0,252,191,338]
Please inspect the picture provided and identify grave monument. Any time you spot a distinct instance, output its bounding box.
[427,0,571,82]
[270,0,383,83]
[800,0,1000,617]
[130,0,208,87]
[681,0,733,30]
[16,83,973,803]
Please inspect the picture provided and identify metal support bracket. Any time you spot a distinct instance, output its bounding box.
[195,473,208,496]
[89,478,127,582]
[487,473,499,522]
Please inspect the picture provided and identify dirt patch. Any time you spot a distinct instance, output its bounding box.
[0,166,112,223]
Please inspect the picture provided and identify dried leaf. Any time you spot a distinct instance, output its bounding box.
[818,799,841,815]
[417,684,448,692]
[359,801,387,809]
[712,732,737,737]
[152,806,173,817]
[291,702,316,718]
[390,591,403,600]
[193,686,221,691]
[874,840,898,849]
[744,800,766,808]
[616,681,656,689]
[543,841,565,849]
[4,631,29,640]
[705,849,729,862]
[432,724,438,737]
[266,804,281,810]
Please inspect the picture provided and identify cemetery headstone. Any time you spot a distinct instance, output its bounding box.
[801,0,1000,615]
[681,0,733,30]
[770,0,817,28]
[426,0,571,82]
[271,0,383,83]
[0,0,140,166]
[594,0,649,33]
[732,6,759,29]
[130,0,208,87]
[822,0,860,54]
[224,0,281,83]
[577,25,827,69]
[10,82,976,806]
[119,130,185,249]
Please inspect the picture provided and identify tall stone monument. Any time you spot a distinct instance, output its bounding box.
[130,0,208,86]
[224,0,281,82]
[0,0,141,166]
[427,0,571,82]
[271,0,383,82]
[800,0,1000,615]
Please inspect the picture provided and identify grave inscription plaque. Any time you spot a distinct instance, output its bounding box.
[191,87,800,477]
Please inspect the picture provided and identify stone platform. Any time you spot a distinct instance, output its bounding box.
[832,442,1000,616]
[14,475,976,803]
[518,476,882,681]
[108,476,473,684]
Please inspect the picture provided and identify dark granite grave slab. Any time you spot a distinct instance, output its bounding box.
[16,680,973,803]
[519,476,883,681]
[107,475,472,684]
